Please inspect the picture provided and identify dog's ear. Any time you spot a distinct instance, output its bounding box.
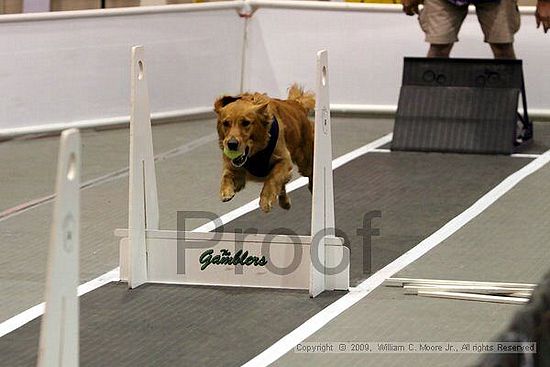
[254,102,272,127]
[214,95,241,114]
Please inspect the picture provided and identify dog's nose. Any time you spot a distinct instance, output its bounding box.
[227,139,239,151]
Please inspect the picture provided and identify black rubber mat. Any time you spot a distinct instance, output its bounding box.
[392,58,526,154]
[392,86,519,153]
[0,152,527,367]
[383,120,550,154]
[222,152,526,285]
[1,283,342,367]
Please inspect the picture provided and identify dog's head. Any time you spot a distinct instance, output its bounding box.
[214,94,272,159]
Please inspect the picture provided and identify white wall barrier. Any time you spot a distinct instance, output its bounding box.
[115,46,349,297]
[0,2,548,137]
[244,1,550,118]
[0,3,245,136]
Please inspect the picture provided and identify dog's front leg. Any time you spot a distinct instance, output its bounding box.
[260,158,292,213]
[220,165,245,202]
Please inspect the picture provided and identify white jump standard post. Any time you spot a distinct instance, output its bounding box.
[37,129,81,367]
[126,45,160,289]
[310,50,345,297]
[116,47,349,297]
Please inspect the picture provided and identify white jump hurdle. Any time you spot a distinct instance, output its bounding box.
[38,129,81,367]
[115,46,349,297]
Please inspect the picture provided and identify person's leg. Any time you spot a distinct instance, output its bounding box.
[419,0,468,57]
[428,43,454,58]
[476,0,521,59]
[489,43,516,59]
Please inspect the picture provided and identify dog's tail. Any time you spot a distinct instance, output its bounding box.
[287,84,315,114]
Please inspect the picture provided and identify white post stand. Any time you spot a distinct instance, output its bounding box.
[310,50,347,297]
[37,129,80,367]
[116,47,348,297]
[126,45,160,289]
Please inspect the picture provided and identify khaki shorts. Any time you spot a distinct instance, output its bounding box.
[419,0,520,44]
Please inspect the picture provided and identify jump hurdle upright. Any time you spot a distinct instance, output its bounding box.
[115,46,349,297]
[38,129,81,367]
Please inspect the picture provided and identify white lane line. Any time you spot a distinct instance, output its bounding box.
[511,153,541,159]
[0,133,217,223]
[241,148,550,367]
[0,132,393,338]
[0,269,119,338]
[0,304,45,339]
[371,149,541,158]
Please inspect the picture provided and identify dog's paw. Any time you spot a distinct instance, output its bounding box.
[259,194,275,213]
[278,195,291,210]
[234,178,246,193]
[220,187,235,202]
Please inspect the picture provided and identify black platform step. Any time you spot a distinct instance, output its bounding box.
[392,58,532,155]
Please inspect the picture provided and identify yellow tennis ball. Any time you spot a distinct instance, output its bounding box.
[224,148,243,160]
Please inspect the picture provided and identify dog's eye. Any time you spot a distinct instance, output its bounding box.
[241,120,251,127]
[222,120,230,128]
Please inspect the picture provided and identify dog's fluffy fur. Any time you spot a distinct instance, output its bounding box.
[214,84,315,213]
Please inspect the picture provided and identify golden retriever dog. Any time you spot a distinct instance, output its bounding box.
[214,84,315,213]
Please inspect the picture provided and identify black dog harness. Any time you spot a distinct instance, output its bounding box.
[231,118,279,177]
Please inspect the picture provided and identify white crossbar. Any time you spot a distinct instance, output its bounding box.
[385,277,536,289]
[115,229,343,246]
[417,291,530,305]
[37,129,81,367]
[403,285,533,296]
